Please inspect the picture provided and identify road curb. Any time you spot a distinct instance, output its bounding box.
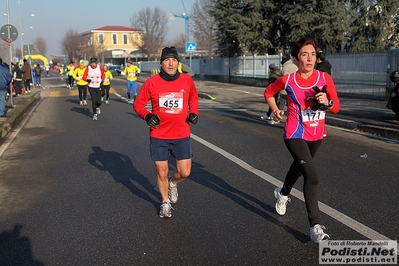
[0,93,41,139]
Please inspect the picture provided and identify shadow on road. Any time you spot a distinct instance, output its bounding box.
[88,146,160,210]
[190,161,310,243]
[0,225,44,265]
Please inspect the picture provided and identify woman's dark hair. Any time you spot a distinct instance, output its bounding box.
[291,38,317,59]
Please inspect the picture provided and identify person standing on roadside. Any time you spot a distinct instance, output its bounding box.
[34,64,42,87]
[264,38,340,243]
[279,52,299,118]
[123,59,140,103]
[315,52,332,75]
[21,59,32,93]
[0,58,12,117]
[102,65,113,104]
[133,47,199,218]
[73,62,88,106]
[83,57,105,121]
[11,62,23,96]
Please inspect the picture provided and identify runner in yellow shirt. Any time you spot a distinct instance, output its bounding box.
[123,59,140,103]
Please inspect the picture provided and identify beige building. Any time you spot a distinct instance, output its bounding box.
[79,25,144,65]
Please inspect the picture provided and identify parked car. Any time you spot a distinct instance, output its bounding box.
[108,65,122,76]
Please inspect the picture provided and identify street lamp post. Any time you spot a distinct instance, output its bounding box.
[18,0,34,61]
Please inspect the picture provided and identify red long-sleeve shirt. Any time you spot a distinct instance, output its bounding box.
[133,73,199,139]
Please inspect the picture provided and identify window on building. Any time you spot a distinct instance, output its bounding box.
[113,34,117,45]
[123,34,128,45]
[98,34,104,44]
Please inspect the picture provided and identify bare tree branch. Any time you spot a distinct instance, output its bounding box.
[33,36,48,56]
[130,7,169,60]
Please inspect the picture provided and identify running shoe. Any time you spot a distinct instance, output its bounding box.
[159,202,173,218]
[105,100,109,105]
[260,115,271,120]
[168,178,178,204]
[274,187,291,215]
[96,108,101,115]
[127,99,131,104]
[80,101,83,106]
[310,224,330,243]
[93,114,98,121]
[268,120,280,125]
[83,100,87,106]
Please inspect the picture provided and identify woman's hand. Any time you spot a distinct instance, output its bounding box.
[315,92,328,106]
[272,109,284,121]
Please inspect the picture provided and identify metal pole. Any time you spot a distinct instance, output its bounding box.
[18,0,23,61]
[6,0,14,107]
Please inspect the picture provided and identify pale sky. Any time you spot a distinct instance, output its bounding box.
[2,0,195,57]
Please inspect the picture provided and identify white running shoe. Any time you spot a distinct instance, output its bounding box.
[83,100,87,106]
[80,101,83,106]
[93,114,98,121]
[168,178,178,204]
[96,108,101,115]
[274,187,291,215]
[159,202,173,218]
[260,115,271,120]
[310,224,330,243]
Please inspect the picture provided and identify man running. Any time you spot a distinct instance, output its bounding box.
[133,47,199,218]
[123,59,140,103]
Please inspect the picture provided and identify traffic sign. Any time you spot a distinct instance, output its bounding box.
[185,42,197,53]
[0,24,18,42]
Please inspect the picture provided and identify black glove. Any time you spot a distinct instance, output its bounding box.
[188,113,198,124]
[145,114,160,128]
[86,79,92,83]
[310,85,328,111]
[100,81,103,86]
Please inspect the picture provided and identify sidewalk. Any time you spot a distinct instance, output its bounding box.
[0,78,398,142]
[0,90,40,140]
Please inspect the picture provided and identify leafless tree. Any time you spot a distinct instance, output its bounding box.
[130,7,169,60]
[191,0,216,57]
[33,37,48,56]
[168,33,187,48]
[60,28,82,63]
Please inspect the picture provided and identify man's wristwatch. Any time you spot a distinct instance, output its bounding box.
[327,99,334,107]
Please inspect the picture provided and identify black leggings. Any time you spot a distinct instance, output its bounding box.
[88,87,102,114]
[102,84,110,100]
[78,85,87,101]
[68,75,74,86]
[282,138,322,227]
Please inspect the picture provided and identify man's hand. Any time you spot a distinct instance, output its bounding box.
[145,114,160,128]
[188,113,198,124]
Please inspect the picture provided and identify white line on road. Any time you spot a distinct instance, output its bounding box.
[191,133,391,241]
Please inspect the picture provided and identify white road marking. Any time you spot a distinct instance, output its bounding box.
[191,133,391,241]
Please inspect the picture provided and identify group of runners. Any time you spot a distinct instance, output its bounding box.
[68,38,340,244]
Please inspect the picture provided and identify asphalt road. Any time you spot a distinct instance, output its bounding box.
[0,72,397,265]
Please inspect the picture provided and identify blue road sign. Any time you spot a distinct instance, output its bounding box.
[185,42,197,53]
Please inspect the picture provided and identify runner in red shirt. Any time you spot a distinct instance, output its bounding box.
[134,47,199,218]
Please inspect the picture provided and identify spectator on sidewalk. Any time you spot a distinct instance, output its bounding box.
[34,64,42,87]
[11,62,23,96]
[21,59,32,93]
[315,51,331,75]
[0,58,13,117]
